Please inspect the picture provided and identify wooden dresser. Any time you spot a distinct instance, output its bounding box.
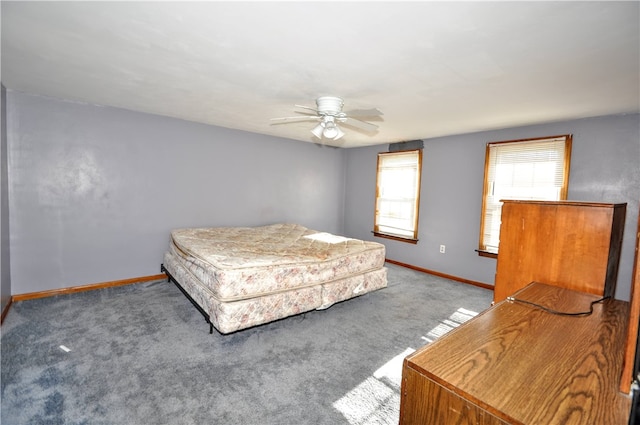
[399,282,631,425]
[494,201,626,303]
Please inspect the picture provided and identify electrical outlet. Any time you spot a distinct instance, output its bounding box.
[439,245,446,254]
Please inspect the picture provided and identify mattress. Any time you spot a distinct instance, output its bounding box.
[163,223,387,333]
[169,223,386,302]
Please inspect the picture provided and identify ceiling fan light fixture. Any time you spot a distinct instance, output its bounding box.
[324,123,345,140]
[323,126,338,139]
[311,116,345,140]
[311,122,324,139]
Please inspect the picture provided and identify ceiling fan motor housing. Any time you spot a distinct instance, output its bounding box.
[316,96,344,115]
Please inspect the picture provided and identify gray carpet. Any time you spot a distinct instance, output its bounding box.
[1,263,493,425]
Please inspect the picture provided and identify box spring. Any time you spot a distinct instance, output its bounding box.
[163,250,387,334]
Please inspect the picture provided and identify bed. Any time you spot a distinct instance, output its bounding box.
[161,223,387,334]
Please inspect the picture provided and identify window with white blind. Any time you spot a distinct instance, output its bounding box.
[478,135,572,255]
[374,149,422,243]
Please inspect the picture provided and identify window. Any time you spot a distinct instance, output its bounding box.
[374,149,422,243]
[479,135,572,256]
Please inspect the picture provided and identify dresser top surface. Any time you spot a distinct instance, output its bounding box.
[500,200,626,208]
[405,282,631,424]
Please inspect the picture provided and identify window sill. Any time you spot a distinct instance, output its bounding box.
[372,231,418,245]
[476,249,497,259]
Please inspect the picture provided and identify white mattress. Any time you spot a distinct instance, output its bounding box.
[169,223,386,302]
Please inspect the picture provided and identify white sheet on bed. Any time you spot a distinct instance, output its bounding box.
[304,232,352,244]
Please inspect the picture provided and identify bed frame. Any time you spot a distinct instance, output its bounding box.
[161,263,214,334]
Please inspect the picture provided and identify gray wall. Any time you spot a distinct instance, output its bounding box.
[345,113,640,301]
[6,90,639,301]
[1,85,10,312]
[7,91,346,294]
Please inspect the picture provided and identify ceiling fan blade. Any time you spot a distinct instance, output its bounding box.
[342,117,379,132]
[290,111,318,117]
[294,104,319,113]
[343,108,383,117]
[270,116,320,124]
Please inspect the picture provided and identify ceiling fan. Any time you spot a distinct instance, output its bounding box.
[270,96,382,141]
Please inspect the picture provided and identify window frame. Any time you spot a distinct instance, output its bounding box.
[373,149,423,244]
[478,134,572,257]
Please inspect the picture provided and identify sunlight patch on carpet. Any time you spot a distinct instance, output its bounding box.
[333,348,415,425]
[373,347,415,388]
[334,307,480,424]
[421,307,479,343]
[333,376,399,425]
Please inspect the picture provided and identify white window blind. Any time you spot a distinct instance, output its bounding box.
[480,135,571,253]
[375,150,422,240]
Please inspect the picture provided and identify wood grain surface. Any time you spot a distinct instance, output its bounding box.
[401,283,631,425]
[621,209,640,393]
[494,201,625,303]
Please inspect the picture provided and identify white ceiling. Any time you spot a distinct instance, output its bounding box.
[2,1,639,148]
